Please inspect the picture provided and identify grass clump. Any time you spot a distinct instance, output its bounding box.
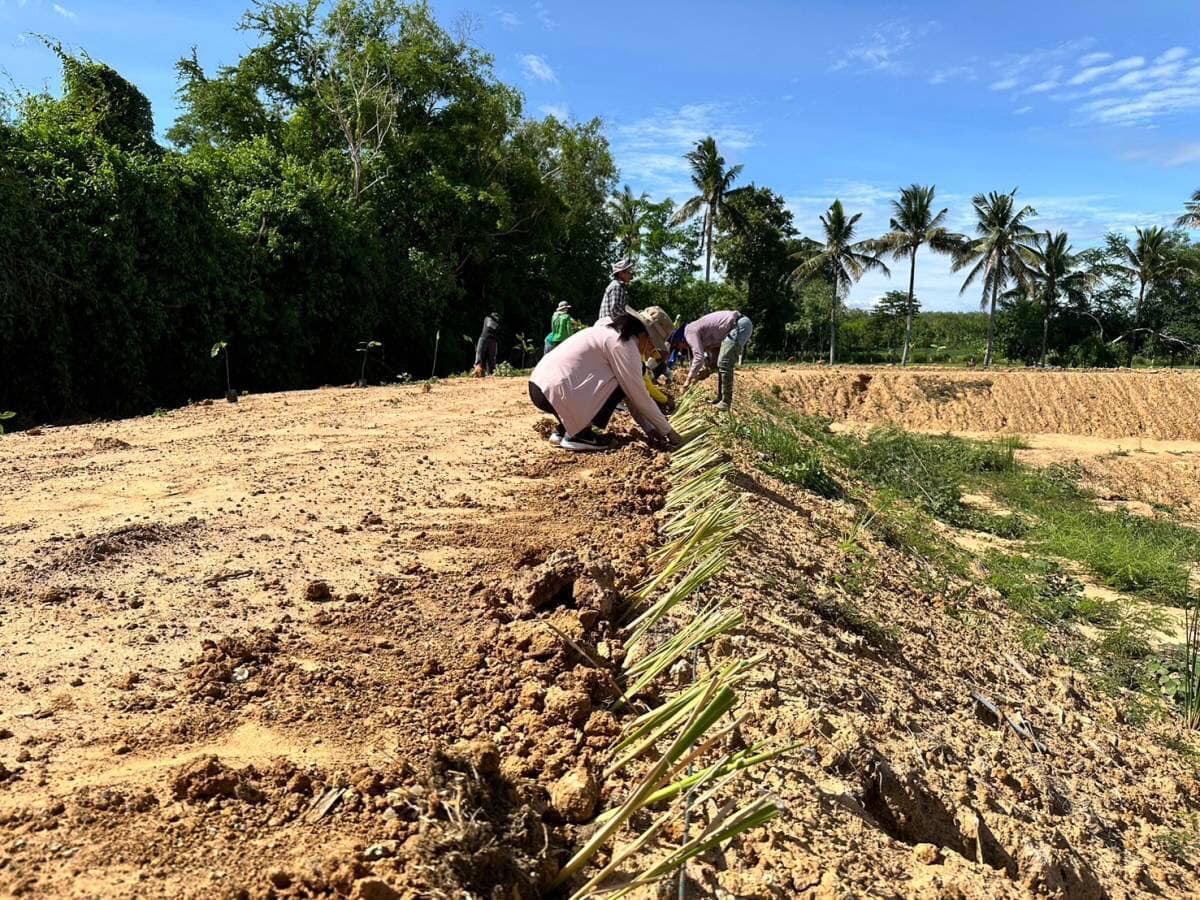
[982,552,1118,628]
[725,413,840,498]
[1151,828,1198,865]
[988,470,1200,604]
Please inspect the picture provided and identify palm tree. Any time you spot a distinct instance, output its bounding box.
[672,136,747,282]
[1023,231,1093,367]
[874,184,964,366]
[952,190,1038,368]
[1114,226,1181,367]
[608,184,649,258]
[1177,189,1200,230]
[791,200,889,365]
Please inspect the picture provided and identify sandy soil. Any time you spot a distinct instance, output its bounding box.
[0,379,665,898]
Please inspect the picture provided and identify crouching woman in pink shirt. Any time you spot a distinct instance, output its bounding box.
[528,306,684,452]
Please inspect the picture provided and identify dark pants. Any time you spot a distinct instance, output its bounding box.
[528,382,624,437]
[475,336,498,373]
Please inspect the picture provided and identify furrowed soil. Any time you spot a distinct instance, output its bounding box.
[4,368,1200,898]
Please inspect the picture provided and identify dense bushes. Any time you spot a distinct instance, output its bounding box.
[0,2,617,426]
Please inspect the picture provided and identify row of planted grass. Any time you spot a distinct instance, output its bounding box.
[554,390,787,897]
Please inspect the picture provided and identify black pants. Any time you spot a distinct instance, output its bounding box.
[528,382,624,436]
[475,336,498,373]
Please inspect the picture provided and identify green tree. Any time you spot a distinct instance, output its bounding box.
[671,136,747,283]
[873,184,962,365]
[716,185,800,353]
[1178,189,1200,230]
[1113,226,1186,366]
[790,201,889,365]
[1022,231,1093,367]
[608,184,649,258]
[952,189,1038,368]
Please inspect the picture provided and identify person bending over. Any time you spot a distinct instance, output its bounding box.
[528,307,683,452]
[714,314,753,410]
[680,310,740,391]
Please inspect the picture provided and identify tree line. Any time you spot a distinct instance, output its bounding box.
[2,0,1199,427]
[619,155,1200,371]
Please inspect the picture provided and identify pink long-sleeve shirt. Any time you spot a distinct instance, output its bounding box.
[529,324,671,439]
[684,310,740,383]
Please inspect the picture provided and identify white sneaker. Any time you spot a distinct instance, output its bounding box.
[714,402,731,412]
[548,431,563,445]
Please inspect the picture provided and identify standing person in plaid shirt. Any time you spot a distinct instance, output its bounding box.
[596,258,634,324]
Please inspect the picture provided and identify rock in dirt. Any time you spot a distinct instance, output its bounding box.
[171,755,262,803]
[305,580,334,603]
[351,877,402,900]
[514,551,581,610]
[443,739,501,777]
[550,766,599,823]
[912,843,942,865]
[543,686,591,727]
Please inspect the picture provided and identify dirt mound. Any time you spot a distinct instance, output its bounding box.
[698,439,1200,897]
[748,366,1200,440]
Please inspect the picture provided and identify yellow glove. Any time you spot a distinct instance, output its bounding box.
[644,372,669,404]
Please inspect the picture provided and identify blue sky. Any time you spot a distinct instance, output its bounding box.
[3,0,1199,310]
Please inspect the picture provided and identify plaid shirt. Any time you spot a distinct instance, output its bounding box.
[596,278,629,323]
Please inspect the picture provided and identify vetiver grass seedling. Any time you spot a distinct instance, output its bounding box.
[211,340,236,403]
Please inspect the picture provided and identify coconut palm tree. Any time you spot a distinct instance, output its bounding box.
[874,184,964,366]
[1177,189,1200,230]
[1114,225,1182,367]
[608,184,649,259]
[952,190,1038,368]
[671,136,747,282]
[1022,231,1093,367]
[791,200,889,365]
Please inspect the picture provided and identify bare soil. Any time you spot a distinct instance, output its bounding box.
[0,380,666,898]
[5,368,1200,898]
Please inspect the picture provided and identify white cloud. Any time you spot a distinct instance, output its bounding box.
[532,0,555,30]
[1014,105,1033,115]
[519,53,557,83]
[986,38,1096,94]
[614,103,754,199]
[539,103,568,121]
[1078,51,1112,67]
[831,19,939,75]
[1157,46,1189,64]
[493,7,521,29]
[51,2,75,19]
[1069,55,1144,85]
[928,64,976,85]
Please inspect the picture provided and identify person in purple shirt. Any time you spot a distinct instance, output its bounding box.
[678,310,741,391]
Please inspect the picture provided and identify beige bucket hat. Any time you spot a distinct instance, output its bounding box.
[627,306,674,355]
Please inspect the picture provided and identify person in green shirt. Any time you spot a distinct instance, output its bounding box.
[543,301,575,357]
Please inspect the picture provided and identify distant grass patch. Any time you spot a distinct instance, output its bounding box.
[982,552,1119,628]
[742,391,1200,607]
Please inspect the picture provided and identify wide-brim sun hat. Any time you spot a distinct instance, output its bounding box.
[611,258,635,275]
[627,306,674,355]
[556,301,571,312]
